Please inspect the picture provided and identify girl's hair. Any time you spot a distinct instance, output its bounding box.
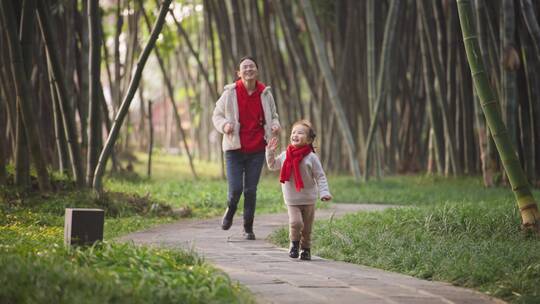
[237,56,258,70]
[292,119,317,151]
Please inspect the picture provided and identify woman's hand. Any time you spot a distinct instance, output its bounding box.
[223,122,234,134]
[267,137,279,152]
[271,125,280,134]
[321,195,332,202]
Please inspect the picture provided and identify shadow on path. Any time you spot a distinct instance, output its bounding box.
[119,203,505,304]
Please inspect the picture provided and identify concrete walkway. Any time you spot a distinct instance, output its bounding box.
[119,204,505,304]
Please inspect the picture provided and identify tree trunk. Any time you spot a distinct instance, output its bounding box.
[37,1,85,187]
[139,0,198,179]
[0,35,17,149]
[457,0,540,232]
[137,82,146,150]
[366,0,382,177]
[207,0,223,178]
[14,0,34,189]
[274,1,318,100]
[300,0,361,180]
[203,0,219,94]
[419,0,461,175]
[363,0,402,181]
[208,0,235,73]
[520,0,540,61]
[93,0,173,194]
[79,0,89,152]
[48,62,70,176]
[99,25,120,173]
[113,0,123,115]
[87,0,102,186]
[0,90,6,185]
[474,0,496,186]
[99,84,121,172]
[14,106,30,188]
[169,10,218,101]
[147,99,153,178]
[518,21,539,183]
[500,0,518,148]
[420,17,445,175]
[1,0,51,192]
[64,0,78,156]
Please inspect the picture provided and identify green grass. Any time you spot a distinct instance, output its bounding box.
[0,193,254,303]
[0,239,252,303]
[329,174,517,206]
[0,153,262,303]
[270,175,540,304]
[105,151,287,217]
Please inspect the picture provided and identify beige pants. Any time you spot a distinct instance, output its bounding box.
[287,204,315,249]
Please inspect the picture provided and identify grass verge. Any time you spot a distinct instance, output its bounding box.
[0,158,256,303]
[269,175,540,304]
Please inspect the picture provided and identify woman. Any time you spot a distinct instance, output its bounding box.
[212,56,280,240]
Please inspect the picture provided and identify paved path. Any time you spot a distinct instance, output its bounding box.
[119,204,505,304]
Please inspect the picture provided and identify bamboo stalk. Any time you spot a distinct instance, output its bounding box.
[419,18,445,174]
[139,0,198,180]
[520,0,540,61]
[147,99,153,178]
[457,0,540,231]
[93,0,173,194]
[79,0,89,151]
[300,0,361,180]
[169,9,218,101]
[0,88,6,185]
[518,25,538,182]
[37,1,85,187]
[500,0,518,148]
[47,61,70,176]
[366,0,381,178]
[87,0,102,186]
[1,0,51,192]
[474,0,496,186]
[363,0,402,181]
[419,1,461,175]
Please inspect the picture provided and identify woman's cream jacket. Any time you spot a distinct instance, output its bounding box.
[212,82,280,152]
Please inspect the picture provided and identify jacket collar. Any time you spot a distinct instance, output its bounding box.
[224,82,271,96]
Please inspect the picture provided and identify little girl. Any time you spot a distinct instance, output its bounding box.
[266,119,332,260]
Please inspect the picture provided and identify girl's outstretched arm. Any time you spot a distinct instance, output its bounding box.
[266,137,283,171]
[312,155,332,201]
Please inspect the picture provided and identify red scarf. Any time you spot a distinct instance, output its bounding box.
[280,145,313,192]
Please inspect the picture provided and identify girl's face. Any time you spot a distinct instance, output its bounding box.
[237,59,258,82]
[290,124,312,147]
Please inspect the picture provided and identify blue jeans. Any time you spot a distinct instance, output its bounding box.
[225,150,265,227]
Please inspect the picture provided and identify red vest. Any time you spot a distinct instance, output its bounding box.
[236,80,266,153]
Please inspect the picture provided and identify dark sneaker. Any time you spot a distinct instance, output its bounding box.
[289,241,300,258]
[221,207,235,230]
[300,248,311,261]
[244,232,256,240]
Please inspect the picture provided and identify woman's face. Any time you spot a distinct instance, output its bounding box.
[237,59,258,82]
[290,124,311,147]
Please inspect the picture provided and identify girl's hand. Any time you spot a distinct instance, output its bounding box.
[321,195,332,202]
[267,137,279,152]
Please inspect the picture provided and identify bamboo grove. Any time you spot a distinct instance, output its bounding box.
[1,0,539,193]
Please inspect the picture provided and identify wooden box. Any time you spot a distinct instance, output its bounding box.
[64,208,104,246]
